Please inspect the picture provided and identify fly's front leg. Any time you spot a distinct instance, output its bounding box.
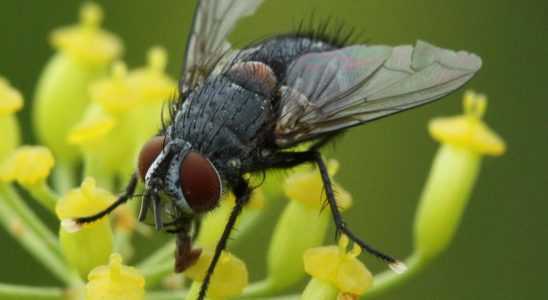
[67,173,139,229]
[198,177,251,300]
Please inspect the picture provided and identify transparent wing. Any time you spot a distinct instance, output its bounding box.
[275,40,482,146]
[180,0,263,93]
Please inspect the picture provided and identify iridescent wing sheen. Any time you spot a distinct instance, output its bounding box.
[275,40,482,147]
[180,0,263,93]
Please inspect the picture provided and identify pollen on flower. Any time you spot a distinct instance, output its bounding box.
[0,77,23,116]
[428,90,506,156]
[67,116,117,144]
[303,235,373,296]
[50,2,122,65]
[185,248,248,298]
[86,253,145,300]
[0,146,54,186]
[284,159,352,209]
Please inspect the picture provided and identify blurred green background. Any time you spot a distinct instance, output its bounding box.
[0,0,545,299]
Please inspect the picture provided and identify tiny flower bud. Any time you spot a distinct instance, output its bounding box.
[56,177,115,277]
[86,253,145,300]
[0,146,54,186]
[266,160,352,291]
[303,235,373,299]
[185,248,248,299]
[414,90,506,259]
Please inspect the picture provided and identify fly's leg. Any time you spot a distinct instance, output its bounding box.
[71,173,139,226]
[198,177,251,300]
[309,152,405,271]
[257,151,404,271]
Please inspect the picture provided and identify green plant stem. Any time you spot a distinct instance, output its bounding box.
[137,238,176,270]
[139,259,175,287]
[364,252,428,298]
[0,184,64,262]
[52,160,76,195]
[0,185,80,286]
[241,279,275,297]
[0,283,66,300]
[143,290,187,300]
[26,182,58,213]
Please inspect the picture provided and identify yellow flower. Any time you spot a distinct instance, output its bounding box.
[0,146,54,186]
[415,90,506,259]
[0,77,23,116]
[185,249,248,299]
[86,253,145,300]
[303,235,373,299]
[57,177,114,277]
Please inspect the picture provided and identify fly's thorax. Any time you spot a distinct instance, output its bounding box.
[137,138,222,215]
[170,73,277,169]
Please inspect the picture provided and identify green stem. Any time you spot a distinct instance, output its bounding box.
[241,279,276,298]
[139,260,175,288]
[52,160,76,195]
[0,184,63,261]
[0,185,80,286]
[0,283,67,300]
[144,290,187,300]
[26,182,58,214]
[137,238,175,270]
[364,252,428,298]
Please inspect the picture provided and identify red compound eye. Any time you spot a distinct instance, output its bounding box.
[137,136,166,181]
[179,151,221,213]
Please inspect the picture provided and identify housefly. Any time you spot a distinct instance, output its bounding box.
[65,0,482,298]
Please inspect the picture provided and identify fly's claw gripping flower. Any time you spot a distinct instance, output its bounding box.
[302,235,373,300]
[0,77,23,162]
[415,90,506,259]
[56,177,115,277]
[33,3,122,164]
[86,253,145,300]
[185,248,248,299]
[265,160,352,291]
[0,146,54,186]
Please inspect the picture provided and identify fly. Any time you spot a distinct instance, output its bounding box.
[63,0,482,299]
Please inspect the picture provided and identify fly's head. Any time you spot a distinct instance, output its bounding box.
[137,136,222,216]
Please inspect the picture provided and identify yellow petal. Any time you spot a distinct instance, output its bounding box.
[51,3,122,65]
[86,253,145,300]
[429,90,506,156]
[0,77,23,116]
[0,146,54,186]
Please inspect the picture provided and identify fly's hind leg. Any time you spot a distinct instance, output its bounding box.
[258,150,405,272]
